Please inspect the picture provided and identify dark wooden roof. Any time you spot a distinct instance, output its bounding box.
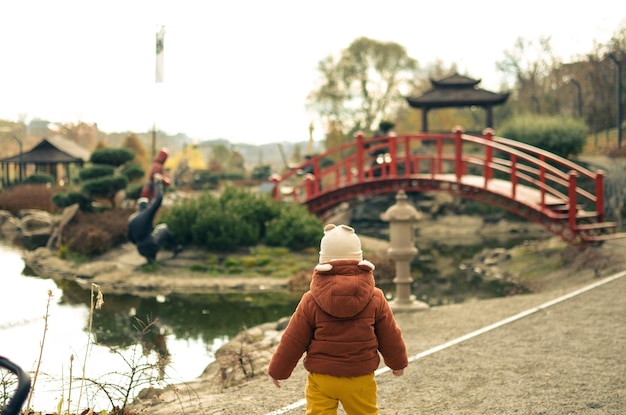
[432,73,481,88]
[406,73,509,109]
[0,135,91,163]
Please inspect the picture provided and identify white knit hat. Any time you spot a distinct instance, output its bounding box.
[319,224,363,263]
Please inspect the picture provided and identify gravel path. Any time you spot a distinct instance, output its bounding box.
[129,240,626,415]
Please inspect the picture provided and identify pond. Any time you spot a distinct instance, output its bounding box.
[0,241,302,413]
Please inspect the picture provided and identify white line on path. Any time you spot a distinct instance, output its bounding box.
[264,270,626,415]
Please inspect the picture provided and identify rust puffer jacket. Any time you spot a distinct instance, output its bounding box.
[267,259,408,380]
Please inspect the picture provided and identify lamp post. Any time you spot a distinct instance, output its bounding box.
[608,53,623,148]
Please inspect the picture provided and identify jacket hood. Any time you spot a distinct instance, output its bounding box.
[310,259,375,318]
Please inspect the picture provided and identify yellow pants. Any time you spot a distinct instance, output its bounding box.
[305,372,378,415]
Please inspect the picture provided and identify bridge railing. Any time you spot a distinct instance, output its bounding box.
[271,128,605,224]
[459,130,602,223]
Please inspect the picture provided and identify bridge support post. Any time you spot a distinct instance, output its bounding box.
[381,190,429,312]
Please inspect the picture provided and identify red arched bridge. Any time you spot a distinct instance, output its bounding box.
[270,127,625,246]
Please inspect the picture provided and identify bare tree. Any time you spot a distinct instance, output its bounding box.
[496,36,560,116]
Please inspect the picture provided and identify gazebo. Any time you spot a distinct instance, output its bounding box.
[0,135,91,187]
[406,73,510,132]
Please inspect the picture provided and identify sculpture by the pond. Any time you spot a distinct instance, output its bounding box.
[127,173,181,263]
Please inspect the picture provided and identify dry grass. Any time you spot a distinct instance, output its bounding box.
[0,184,61,215]
[62,208,133,256]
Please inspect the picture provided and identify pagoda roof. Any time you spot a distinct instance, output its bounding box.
[407,73,509,109]
[0,135,90,163]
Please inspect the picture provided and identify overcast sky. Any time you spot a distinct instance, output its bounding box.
[0,0,624,145]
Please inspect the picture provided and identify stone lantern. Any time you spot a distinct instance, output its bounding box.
[380,190,429,312]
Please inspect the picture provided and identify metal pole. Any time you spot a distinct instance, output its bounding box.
[608,53,623,148]
[13,134,23,183]
[151,123,156,158]
[531,96,541,114]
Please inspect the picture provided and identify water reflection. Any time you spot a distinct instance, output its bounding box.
[412,237,530,304]
[56,279,304,349]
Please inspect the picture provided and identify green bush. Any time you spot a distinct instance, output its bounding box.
[160,187,321,252]
[498,115,587,158]
[162,188,275,250]
[191,208,256,251]
[191,171,219,190]
[219,186,279,240]
[251,165,271,180]
[264,202,322,250]
[161,193,216,244]
[24,173,55,184]
[221,172,246,181]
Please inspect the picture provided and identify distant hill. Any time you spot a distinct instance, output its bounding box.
[152,134,323,175]
[141,132,324,175]
[0,118,324,175]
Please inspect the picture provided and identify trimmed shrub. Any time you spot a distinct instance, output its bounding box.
[89,147,135,167]
[78,164,115,181]
[82,175,128,206]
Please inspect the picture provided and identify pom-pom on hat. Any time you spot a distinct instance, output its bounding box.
[319,224,363,263]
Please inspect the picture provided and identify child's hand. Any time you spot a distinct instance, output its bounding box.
[272,377,281,388]
[392,369,404,376]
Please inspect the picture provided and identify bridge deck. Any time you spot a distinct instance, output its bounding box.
[437,174,565,207]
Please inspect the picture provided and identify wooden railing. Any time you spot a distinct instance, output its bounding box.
[272,127,604,225]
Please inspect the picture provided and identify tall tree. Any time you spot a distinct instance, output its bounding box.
[496,36,560,116]
[307,37,419,146]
